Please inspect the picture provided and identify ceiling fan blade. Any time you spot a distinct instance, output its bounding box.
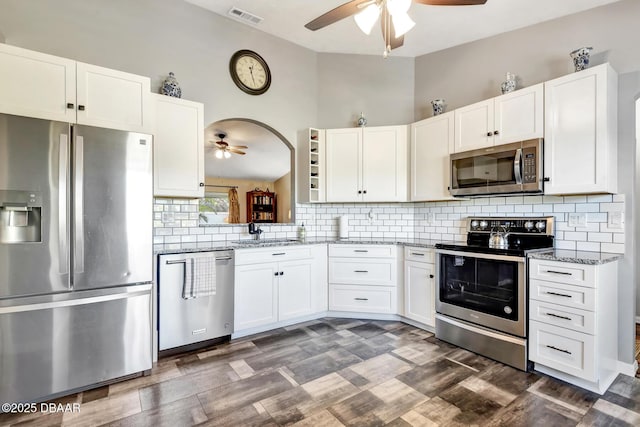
[227,149,246,155]
[305,0,374,31]
[380,7,404,51]
[229,145,248,150]
[413,0,487,6]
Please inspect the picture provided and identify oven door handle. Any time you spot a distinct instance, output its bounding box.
[434,248,525,263]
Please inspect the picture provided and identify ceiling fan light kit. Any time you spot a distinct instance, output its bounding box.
[306,0,487,57]
[210,132,248,159]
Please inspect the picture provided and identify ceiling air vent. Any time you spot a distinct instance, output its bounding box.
[228,7,263,25]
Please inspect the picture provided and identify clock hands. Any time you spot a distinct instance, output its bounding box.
[249,65,256,86]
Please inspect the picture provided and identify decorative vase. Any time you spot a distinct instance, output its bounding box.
[570,47,593,72]
[500,72,516,94]
[161,72,182,98]
[431,99,445,116]
[357,112,367,127]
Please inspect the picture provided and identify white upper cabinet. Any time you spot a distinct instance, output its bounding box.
[0,44,151,133]
[76,62,151,133]
[326,128,361,202]
[326,125,408,202]
[544,64,617,195]
[0,43,76,122]
[454,99,494,152]
[152,94,204,198]
[454,84,543,152]
[410,112,455,201]
[494,83,544,145]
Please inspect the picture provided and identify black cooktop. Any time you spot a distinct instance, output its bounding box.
[435,216,555,257]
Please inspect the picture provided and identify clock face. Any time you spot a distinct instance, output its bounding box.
[229,50,271,95]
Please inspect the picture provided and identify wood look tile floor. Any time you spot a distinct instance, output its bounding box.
[2,318,640,427]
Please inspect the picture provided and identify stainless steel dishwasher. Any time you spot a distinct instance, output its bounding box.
[158,250,234,353]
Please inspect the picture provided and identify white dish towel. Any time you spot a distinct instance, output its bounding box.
[183,254,217,299]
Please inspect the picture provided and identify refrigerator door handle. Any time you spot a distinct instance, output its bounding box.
[0,286,151,314]
[74,135,85,276]
[59,133,69,278]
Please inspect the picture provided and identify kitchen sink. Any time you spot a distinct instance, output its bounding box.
[232,238,300,245]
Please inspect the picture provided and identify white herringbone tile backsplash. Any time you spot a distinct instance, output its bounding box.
[153,194,625,254]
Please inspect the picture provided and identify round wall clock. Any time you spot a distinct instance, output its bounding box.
[229,50,271,95]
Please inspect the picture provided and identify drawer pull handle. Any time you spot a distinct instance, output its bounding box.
[546,312,572,321]
[546,291,572,298]
[166,260,186,265]
[411,252,425,256]
[545,270,572,276]
[354,250,369,253]
[272,252,286,256]
[546,345,572,355]
[354,270,369,273]
[354,297,369,301]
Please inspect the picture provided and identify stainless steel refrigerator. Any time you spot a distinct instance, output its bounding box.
[0,113,153,403]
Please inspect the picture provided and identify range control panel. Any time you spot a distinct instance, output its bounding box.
[467,217,554,235]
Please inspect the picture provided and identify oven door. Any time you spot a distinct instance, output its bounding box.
[435,249,526,337]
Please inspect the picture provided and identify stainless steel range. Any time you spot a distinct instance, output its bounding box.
[434,217,554,370]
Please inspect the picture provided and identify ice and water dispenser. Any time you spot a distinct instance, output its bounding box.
[0,190,42,243]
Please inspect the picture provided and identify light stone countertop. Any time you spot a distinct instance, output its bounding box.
[528,249,623,265]
[153,238,447,255]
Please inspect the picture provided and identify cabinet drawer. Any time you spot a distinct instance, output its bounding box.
[329,259,395,286]
[329,244,395,259]
[530,300,595,335]
[235,246,312,265]
[329,285,395,314]
[404,246,434,263]
[530,279,595,311]
[529,320,596,381]
[529,259,595,288]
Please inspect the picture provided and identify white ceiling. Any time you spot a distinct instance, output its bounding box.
[185,0,621,57]
[204,119,291,181]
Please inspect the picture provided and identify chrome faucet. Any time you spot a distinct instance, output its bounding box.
[248,222,263,240]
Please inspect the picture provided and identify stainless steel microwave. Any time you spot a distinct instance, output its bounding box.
[449,139,543,197]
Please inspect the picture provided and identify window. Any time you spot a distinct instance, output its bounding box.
[199,192,230,224]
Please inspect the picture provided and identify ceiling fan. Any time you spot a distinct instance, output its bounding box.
[305,0,487,57]
[209,133,248,159]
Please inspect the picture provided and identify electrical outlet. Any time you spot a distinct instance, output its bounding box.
[367,209,375,223]
[608,211,624,229]
[426,212,435,225]
[568,212,587,227]
[161,211,175,223]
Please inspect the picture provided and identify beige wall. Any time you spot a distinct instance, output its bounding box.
[274,172,292,223]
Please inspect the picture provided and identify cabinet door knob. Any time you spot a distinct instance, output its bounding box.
[67,103,74,109]
[363,190,367,194]
[358,190,362,194]
[543,177,550,182]
[199,182,205,187]
[486,132,492,137]
[429,274,434,278]
[280,271,284,276]
[493,130,499,135]
[78,105,85,111]
[274,272,279,276]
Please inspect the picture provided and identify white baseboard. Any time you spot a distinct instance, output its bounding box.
[618,360,639,377]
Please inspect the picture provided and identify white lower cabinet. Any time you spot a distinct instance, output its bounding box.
[528,258,619,394]
[234,263,279,330]
[328,244,400,315]
[234,245,326,334]
[403,247,435,327]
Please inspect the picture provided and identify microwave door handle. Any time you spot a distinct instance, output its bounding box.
[514,148,523,185]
